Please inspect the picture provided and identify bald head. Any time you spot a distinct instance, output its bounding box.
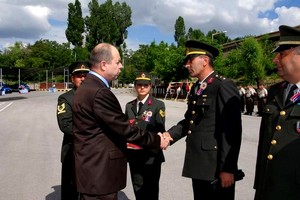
[90,43,114,68]
[89,43,123,82]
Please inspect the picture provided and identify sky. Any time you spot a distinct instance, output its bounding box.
[0,0,300,51]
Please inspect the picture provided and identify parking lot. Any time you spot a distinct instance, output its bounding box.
[0,89,260,200]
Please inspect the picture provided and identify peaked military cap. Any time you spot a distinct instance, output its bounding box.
[273,25,300,52]
[135,73,151,85]
[184,40,219,64]
[69,61,90,75]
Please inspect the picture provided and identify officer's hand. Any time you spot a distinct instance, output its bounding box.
[219,172,234,188]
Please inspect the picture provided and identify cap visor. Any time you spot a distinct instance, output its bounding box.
[135,80,151,85]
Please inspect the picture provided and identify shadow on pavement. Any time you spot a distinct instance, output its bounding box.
[118,191,130,200]
[0,96,27,102]
[45,185,60,200]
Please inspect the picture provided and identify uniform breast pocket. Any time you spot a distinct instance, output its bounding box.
[262,105,276,115]
[290,105,300,118]
[196,98,212,115]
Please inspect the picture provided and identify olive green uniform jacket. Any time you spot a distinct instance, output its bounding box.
[168,72,242,180]
[254,81,300,200]
[57,88,75,163]
[125,95,165,163]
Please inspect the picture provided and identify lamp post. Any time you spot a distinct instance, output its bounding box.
[211,30,227,40]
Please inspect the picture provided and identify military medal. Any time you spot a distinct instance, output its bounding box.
[196,82,207,95]
[290,89,300,103]
[142,111,152,122]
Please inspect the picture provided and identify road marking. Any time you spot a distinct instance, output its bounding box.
[0,102,13,112]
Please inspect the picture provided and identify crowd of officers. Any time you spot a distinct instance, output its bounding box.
[238,84,268,116]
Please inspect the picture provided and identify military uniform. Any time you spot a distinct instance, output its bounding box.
[257,86,268,116]
[56,62,89,200]
[254,25,300,200]
[245,86,256,115]
[169,72,242,199]
[254,81,300,200]
[125,74,166,200]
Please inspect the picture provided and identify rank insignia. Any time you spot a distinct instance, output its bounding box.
[57,103,66,114]
[159,109,165,117]
[297,121,300,134]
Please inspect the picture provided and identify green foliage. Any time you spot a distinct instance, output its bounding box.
[85,0,132,50]
[239,37,265,85]
[222,49,243,79]
[174,16,186,47]
[187,28,206,41]
[65,0,85,47]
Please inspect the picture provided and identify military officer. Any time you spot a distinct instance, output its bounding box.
[56,61,90,200]
[256,83,268,116]
[245,85,256,115]
[254,25,300,200]
[238,85,246,113]
[165,40,242,200]
[125,73,166,200]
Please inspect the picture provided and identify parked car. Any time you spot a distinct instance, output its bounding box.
[0,85,12,94]
[11,83,30,92]
[128,83,134,88]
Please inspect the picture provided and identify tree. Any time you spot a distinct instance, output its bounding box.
[65,0,85,47]
[186,28,206,41]
[174,16,186,47]
[85,0,132,50]
[239,37,265,86]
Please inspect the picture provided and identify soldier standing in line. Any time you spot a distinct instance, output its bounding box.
[238,85,246,113]
[245,85,256,115]
[256,83,268,116]
[56,61,90,200]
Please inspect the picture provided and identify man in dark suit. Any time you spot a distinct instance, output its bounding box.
[72,43,171,200]
[254,25,300,200]
[125,73,166,200]
[164,40,242,200]
[56,61,90,200]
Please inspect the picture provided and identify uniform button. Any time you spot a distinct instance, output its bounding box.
[203,98,206,101]
[192,111,195,114]
[266,108,270,112]
[276,125,281,131]
[271,140,277,145]
[214,145,218,150]
[192,101,196,104]
[280,111,286,116]
[188,130,192,134]
[267,154,273,160]
[190,120,194,124]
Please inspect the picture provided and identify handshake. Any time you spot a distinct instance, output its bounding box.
[158,132,173,150]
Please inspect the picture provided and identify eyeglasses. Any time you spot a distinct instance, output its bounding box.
[136,84,150,88]
[73,73,87,78]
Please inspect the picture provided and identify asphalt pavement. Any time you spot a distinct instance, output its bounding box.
[0,89,260,200]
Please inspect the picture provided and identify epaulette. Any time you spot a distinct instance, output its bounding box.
[215,74,227,81]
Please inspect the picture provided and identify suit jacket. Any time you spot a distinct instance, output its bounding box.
[57,88,75,163]
[254,81,300,200]
[72,73,161,195]
[125,95,165,163]
[168,72,242,181]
